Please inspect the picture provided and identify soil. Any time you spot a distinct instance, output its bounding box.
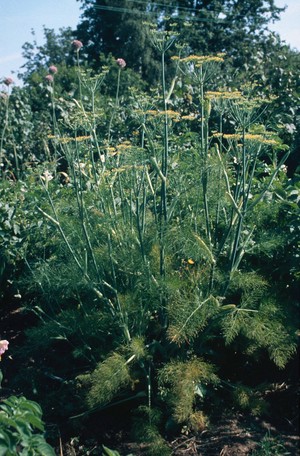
[57,412,299,455]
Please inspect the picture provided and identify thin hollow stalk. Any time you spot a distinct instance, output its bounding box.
[38,186,117,315]
[50,81,58,137]
[135,169,147,262]
[37,202,84,277]
[200,69,205,156]
[107,233,131,343]
[214,145,239,259]
[213,112,224,248]
[244,145,261,210]
[89,88,103,177]
[161,50,168,223]
[242,129,246,212]
[76,50,82,102]
[209,116,223,293]
[159,49,169,280]
[141,174,147,237]
[117,173,128,225]
[73,141,101,280]
[248,150,289,210]
[107,68,121,145]
[146,167,158,225]
[199,67,211,242]
[229,131,246,273]
[0,92,10,178]
[10,144,18,180]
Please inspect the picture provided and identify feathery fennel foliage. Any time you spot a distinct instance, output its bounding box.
[78,353,132,408]
[132,406,172,455]
[158,359,219,424]
[4,32,297,442]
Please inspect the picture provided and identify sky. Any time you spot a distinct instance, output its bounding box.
[0,0,82,83]
[1,0,299,85]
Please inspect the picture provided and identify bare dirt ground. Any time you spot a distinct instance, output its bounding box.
[61,414,299,455]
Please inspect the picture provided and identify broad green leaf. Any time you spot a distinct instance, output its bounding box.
[102,444,121,456]
[18,399,42,417]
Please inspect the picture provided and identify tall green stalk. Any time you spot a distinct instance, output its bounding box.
[160,49,168,279]
[229,127,246,273]
[0,88,11,179]
[107,67,122,146]
[199,67,211,244]
[76,49,83,102]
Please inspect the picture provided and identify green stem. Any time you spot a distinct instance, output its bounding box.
[135,169,146,262]
[107,233,131,343]
[229,130,246,274]
[199,68,211,242]
[161,50,168,223]
[76,50,82,102]
[0,91,10,178]
[107,68,121,146]
[159,50,169,280]
[213,113,224,249]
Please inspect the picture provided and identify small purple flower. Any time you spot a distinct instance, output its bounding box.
[3,77,13,86]
[72,40,83,50]
[49,65,58,74]
[116,58,126,69]
[45,74,54,83]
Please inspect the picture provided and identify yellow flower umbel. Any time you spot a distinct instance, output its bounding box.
[205,90,242,100]
[221,133,282,147]
[116,141,132,152]
[222,134,241,141]
[157,110,181,121]
[181,114,197,121]
[178,54,225,65]
[47,135,91,144]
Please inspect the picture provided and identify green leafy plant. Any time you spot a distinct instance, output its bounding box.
[0,396,55,456]
[251,432,291,455]
[1,24,298,450]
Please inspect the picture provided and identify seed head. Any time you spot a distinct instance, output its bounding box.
[72,40,83,50]
[116,58,126,69]
[49,65,58,74]
[3,77,13,86]
[45,74,54,83]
